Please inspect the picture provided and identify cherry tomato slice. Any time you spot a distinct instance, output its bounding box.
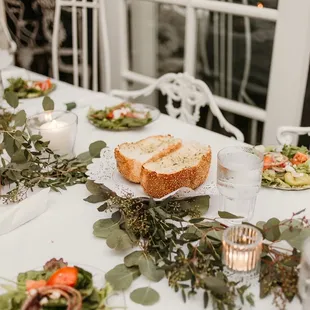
[263,155,274,170]
[291,152,308,165]
[26,280,47,291]
[106,111,114,119]
[47,267,78,287]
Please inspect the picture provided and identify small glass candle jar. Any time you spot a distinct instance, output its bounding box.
[27,110,78,158]
[222,224,263,275]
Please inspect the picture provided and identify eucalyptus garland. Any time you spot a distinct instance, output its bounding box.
[87,181,310,310]
[0,92,106,203]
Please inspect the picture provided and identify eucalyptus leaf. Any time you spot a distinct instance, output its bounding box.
[97,203,108,212]
[256,221,266,230]
[189,218,205,224]
[185,225,202,238]
[181,233,201,241]
[106,229,133,250]
[203,276,229,295]
[187,196,210,215]
[218,211,243,219]
[263,218,281,242]
[5,91,19,108]
[279,219,300,233]
[65,102,76,111]
[203,291,209,309]
[130,287,160,306]
[42,96,54,111]
[294,208,306,216]
[246,294,255,306]
[105,264,133,290]
[84,194,106,203]
[77,151,92,162]
[93,219,119,238]
[11,150,27,164]
[3,133,16,157]
[138,255,165,282]
[86,180,103,195]
[129,266,141,280]
[287,229,310,251]
[13,110,26,127]
[30,135,42,141]
[89,141,107,158]
[280,227,302,242]
[112,211,121,223]
[206,229,224,241]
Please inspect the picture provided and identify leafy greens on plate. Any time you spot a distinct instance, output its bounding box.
[87,102,153,130]
[4,78,56,99]
[0,258,112,310]
[259,144,310,190]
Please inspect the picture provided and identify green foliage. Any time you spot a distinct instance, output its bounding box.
[4,91,19,108]
[65,102,77,111]
[0,97,107,203]
[105,264,136,291]
[87,181,308,309]
[130,287,160,306]
[42,96,54,111]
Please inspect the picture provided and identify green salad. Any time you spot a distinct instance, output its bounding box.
[88,102,152,130]
[260,144,310,190]
[0,258,112,310]
[4,78,56,99]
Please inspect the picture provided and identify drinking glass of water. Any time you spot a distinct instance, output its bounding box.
[217,146,263,222]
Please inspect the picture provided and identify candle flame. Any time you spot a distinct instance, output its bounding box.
[45,112,53,122]
[257,2,263,8]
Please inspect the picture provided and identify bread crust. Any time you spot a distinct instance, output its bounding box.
[114,135,182,183]
[140,146,212,198]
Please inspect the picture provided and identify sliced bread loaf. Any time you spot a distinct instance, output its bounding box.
[114,135,182,183]
[140,141,211,198]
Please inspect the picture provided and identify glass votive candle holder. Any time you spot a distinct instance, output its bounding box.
[222,224,263,276]
[27,110,78,158]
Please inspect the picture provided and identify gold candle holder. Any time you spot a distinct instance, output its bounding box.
[222,224,262,274]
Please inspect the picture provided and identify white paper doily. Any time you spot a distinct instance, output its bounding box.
[86,148,218,200]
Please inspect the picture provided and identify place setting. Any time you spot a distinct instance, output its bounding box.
[1,68,56,99]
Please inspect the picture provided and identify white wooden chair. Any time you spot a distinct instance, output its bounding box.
[110,72,244,141]
[277,126,310,146]
[52,0,111,92]
[105,0,310,145]
[0,0,16,69]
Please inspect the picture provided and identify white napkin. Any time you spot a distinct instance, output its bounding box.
[0,188,50,236]
[1,67,29,89]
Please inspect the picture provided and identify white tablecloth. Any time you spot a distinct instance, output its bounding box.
[0,70,307,310]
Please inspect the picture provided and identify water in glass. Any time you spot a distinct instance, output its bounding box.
[217,146,263,222]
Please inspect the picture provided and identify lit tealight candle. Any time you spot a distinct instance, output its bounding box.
[40,119,72,156]
[222,224,262,274]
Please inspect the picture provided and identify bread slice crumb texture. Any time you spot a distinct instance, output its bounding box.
[143,142,210,173]
[118,135,182,163]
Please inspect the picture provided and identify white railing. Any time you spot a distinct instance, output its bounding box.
[53,0,111,92]
[105,0,310,144]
